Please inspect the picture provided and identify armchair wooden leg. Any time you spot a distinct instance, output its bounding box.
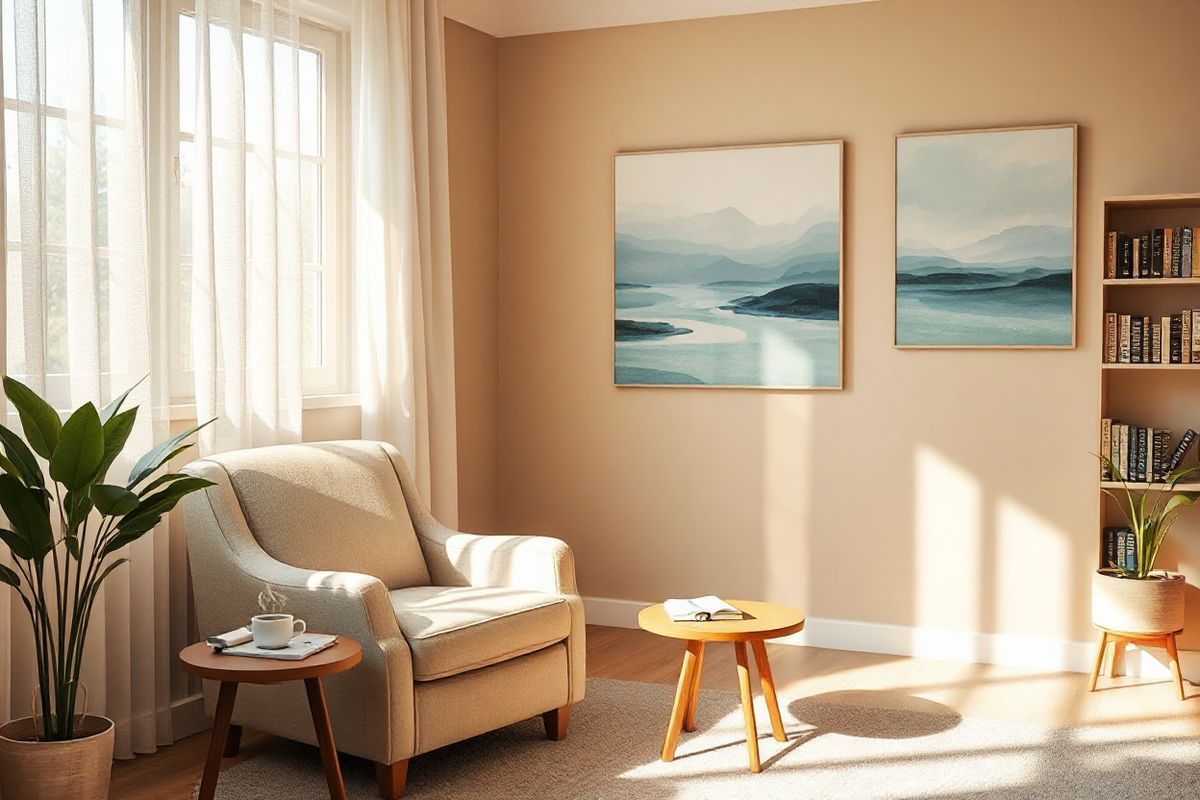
[375,760,409,800]
[542,705,571,740]
[223,724,243,757]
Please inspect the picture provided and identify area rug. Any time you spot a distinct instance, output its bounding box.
[198,677,1200,799]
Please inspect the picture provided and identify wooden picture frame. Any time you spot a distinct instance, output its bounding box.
[894,123,1078,349]
[614,140,849,391]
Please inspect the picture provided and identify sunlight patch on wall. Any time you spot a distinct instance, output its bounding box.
[995,497,1068,639]
[764,394,813,609]
[915,446,980,630]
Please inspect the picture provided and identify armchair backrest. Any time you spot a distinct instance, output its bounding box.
[185,440,431,589]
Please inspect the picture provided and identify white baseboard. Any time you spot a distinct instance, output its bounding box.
[171,692,208,740]
[583,596,1200,681]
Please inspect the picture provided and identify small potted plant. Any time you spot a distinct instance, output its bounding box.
[1093,454,1200,634]
[0,377,213,800]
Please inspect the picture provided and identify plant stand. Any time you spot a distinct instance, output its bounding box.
[1088,626,1186,701]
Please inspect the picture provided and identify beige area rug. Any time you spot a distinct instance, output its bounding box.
[198,677,1200,799]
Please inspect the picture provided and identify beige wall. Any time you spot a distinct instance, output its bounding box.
[480,0,1200,647]
[447,19,502,533]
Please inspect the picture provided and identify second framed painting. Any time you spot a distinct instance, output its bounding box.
[614,140,844,389]
[895,123,1077,348]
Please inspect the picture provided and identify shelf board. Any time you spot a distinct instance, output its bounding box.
[1103,277,1200,286]
[1101,480,1200,493]
[1103,193,1200,210]
[1102,363,1200,370]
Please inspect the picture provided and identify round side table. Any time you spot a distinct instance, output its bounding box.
[638,600,805,773]
[179,636,362,800]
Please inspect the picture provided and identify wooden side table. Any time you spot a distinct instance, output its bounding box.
[1088,626,1187,700]
[179,636,363,800]
[637,600,805,773]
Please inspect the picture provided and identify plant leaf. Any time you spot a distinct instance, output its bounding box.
[0,474,52,561]
[63,489,92,536]
[127,419,215,489]
[90,484,139,516]
[88,557,129,598]
[137,472,192,497]
[119,476,213,533]
[0,527,32,560]
[101,515,161,557]
[3,376,61,459]
[94,406,137,484]
[0,562,19,588]
[99,376,145,424]
[0,424,43,488]
[49,403,104,490]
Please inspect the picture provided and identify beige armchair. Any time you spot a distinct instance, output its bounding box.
[181,440,585,799]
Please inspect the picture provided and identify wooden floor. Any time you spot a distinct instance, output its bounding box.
[110,624,1200,798]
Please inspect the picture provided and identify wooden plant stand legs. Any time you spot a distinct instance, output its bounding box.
[659,637,787,773]
[1088,628,1187,701]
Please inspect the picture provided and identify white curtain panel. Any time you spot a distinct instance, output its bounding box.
[190,0,304,453]
[353,0,459,525]
[1,0,175,758]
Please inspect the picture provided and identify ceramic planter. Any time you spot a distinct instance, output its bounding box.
[0,715,114,800]
[1092,569,1185,634]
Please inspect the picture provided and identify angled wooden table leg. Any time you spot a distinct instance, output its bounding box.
[305,677,348,800]
[198,681,238,800]
[1088,630,1108,692]
[1107,637,1120,678]
[1165,633,1187,701]
[661,640,702,761]
[734,641,762,773]
[683,641,705,732]
[751,639,787,742]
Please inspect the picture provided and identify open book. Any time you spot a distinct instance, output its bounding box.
[214,633,339,661]
[663,596,742,622]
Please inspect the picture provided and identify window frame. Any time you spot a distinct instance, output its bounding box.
[164,0,352,404]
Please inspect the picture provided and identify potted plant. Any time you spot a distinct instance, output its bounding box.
[0,376,213,800]
[1093,454,1200,634]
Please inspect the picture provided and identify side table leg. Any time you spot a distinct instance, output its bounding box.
[734,641,762,773]
[661,640,702,761]
[683,641,705,732]
[751,639,787,742]
[305,677,348,800]
[198,681,238,800]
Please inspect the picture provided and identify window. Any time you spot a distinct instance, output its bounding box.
[169,2,347,401]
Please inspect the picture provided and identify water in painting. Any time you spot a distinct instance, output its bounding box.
[614,143,842,388]
[895,127,1075,347]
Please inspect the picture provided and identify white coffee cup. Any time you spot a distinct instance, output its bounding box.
[251,613,306,649]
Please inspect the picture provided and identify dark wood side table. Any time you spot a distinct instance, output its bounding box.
[179,636,362,800]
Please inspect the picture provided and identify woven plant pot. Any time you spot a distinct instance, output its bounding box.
[1092,570,1185,634]
[0,715,114,800]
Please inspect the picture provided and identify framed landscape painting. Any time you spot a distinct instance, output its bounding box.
[895,124,1077,348]
[614,140,843,389]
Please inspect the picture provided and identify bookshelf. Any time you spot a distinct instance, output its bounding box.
[1100,192,1200,569]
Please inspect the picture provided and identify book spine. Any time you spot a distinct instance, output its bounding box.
[1139,231,1152,278]
[1101,418,1112,479]
[1103,527,1117,569]
[1172,227,1183,277]
[1185,312,1193,364]
[1161,315,1170,362]
[1111,422,1123,479]
[1144,316,1152,363]
[1152,228,1165,277]
[1139,427,1148,481]
[1148,428,1156,484]
[1119,314,1131,362]
[1131,316,1143,363]
[1119,233,1134,278]
[1106,231,1117,278]
[1167,227,1179,277]
[1184,227,1194,278]
[1192,309,1200,361]
[1167,429,1197,472]
[1104,312,1117,362]
[1171,314,1183,362]
[1119,425,1130,480]
[1152,322,1162,364]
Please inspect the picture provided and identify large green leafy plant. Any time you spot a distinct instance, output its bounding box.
[0,376,213,740]
[1099,453,1200,579]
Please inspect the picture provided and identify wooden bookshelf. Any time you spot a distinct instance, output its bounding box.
[1100,193,1200,569]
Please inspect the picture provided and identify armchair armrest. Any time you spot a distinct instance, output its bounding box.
[417,519,579,596]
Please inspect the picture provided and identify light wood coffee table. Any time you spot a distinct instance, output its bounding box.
[638,600,805,773]
[179,636,362,800]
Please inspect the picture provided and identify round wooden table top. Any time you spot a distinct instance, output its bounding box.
[638,600,805,642]
[179,636,362,684]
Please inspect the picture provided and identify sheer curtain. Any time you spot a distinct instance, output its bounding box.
[189,0,304,452]
[0,0,175,758]
[353,0,459,525]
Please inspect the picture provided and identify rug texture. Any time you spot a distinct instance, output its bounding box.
[198,677,1200,799]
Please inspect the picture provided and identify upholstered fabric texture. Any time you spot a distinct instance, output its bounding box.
[181,440,586,766]
[212,441,431,590]
[390,585,570,680]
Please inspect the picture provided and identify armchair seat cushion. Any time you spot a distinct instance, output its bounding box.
[389,585,571,681]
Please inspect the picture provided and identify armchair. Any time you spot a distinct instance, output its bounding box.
[181,441,585,799]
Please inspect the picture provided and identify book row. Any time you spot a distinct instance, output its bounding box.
[1102,311,1200,363]
[1102,527,1137,571]
[1099,420,1195,482]
[1105,228,1200,279]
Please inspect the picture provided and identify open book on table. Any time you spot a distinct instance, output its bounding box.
[211,632,339,661]
[663,596,743,622]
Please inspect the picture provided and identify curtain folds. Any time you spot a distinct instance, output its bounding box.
[352,0,459,526]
